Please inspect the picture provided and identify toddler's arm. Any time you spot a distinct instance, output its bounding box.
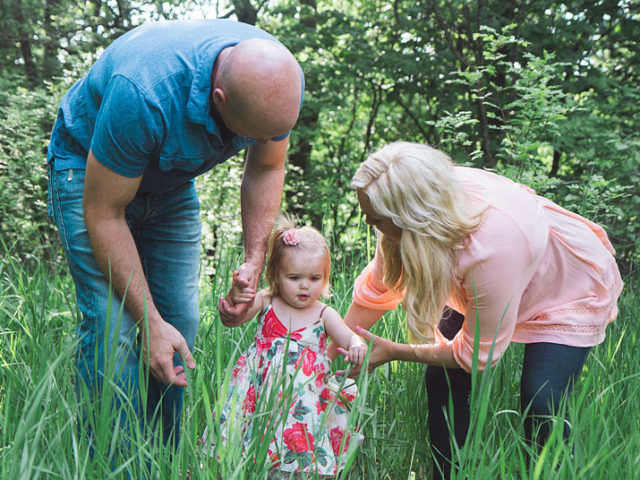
[322,307,368,367]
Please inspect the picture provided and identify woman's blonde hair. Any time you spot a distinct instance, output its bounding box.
[264,215,332,298]
[351,142,483,342]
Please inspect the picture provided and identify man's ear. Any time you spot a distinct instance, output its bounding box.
[212,87,227,104]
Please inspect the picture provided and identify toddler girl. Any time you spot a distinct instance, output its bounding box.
[202,217,366,477]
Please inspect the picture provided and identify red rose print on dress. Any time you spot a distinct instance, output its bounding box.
[330,426,350,456]
[243,385,256,414]
[316,387,334,413]
[268,449,280,468]
[321,388,334,402]
[336,389,356,409]
[314,367,326,388]
[232,355,247,379]
[261,309,288,338]
[283,422,315,453]
[318,332,327,352]
[295,348,317,376]
[255,336,273,354]
[341,391,356,403]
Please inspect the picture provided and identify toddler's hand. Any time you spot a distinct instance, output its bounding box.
[218,270,256,327]
[339,335,367,367]
[335,327,394,378]
[228,269,256,304]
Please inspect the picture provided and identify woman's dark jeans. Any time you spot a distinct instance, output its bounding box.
[425,309,589,479]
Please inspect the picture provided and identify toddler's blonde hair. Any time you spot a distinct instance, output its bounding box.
[264,215,332,298]
[351,142,483,342]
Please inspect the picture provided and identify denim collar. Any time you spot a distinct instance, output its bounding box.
[186,42,237,141]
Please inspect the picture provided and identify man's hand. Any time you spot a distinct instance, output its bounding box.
[336,326,397,378]
[234,262,260,292]
[229,269,256,304]
[218,262,260,325]
[141,319,196,387]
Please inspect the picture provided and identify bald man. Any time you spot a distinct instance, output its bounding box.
[46,19,303,449]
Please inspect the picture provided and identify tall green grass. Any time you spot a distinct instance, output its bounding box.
[1,246,638,479]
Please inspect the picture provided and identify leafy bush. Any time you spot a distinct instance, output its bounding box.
[0,80,59,259]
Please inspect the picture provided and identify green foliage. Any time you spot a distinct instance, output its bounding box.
[196,156,245,276]
[1,246,639,478]
[1,0,638,272]
[253,1,639,272]
[0,81,59,260]
[1,1,638,478]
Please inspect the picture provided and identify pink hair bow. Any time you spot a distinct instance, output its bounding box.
[282,229,300,246]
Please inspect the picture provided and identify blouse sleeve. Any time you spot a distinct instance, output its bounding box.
[450,210,543,372]
[352,239,404,311]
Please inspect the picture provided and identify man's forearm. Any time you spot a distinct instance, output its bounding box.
[240,156,285,268]
[86,215,161,328]
[81,152,195,386]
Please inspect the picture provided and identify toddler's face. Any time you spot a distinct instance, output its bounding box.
[276,249,326,309]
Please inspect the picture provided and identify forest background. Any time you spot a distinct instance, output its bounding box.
[1,0,638,276]
[1,1,639,479]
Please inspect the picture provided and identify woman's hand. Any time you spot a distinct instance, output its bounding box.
[339,334,368,367]
[336,326,398,378]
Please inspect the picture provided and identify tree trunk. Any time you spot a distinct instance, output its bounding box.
[230,0,258,25]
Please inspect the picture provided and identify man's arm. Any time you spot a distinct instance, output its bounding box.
[219,138,288,320]
[241,138,288,273]
[83,150,195,386]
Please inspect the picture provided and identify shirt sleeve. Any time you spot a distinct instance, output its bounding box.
[90,75,163,177]
[450,210,539,372]
[352,239,404,311]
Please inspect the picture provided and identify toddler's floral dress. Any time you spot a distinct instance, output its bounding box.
[202,303,363,476]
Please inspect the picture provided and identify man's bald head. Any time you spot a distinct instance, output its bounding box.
[213,39,302,141]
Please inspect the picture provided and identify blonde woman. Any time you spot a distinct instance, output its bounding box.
[338,142,623,479]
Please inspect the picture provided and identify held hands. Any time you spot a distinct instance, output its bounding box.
[218,264,259,326]
[228,269,256,304]
[335,334,368,367]
[141,318,196,387]
[336,326,396,378]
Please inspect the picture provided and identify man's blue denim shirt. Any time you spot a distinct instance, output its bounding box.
[48,19,304,192]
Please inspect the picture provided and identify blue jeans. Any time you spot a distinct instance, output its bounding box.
[425,309,590,479]
[47,165,201,448]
